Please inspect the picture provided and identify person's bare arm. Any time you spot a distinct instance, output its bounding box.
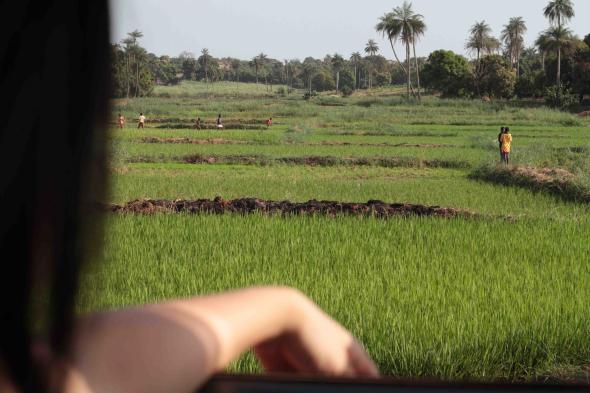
[66,287,378,393]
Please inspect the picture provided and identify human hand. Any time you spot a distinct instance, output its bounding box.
[254,294,379,378]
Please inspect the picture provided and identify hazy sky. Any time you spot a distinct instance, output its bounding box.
[110,0,590,60]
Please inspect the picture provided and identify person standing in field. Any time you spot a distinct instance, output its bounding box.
[266,117,273,128]
[1,2,379,392]
[216,113,224,130]
[196,116,201,130]
[118,113,125,129]
[498,127,508,162]
[500,127,513,165]
[138,112,146,129]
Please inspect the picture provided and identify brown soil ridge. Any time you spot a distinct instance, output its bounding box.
[307,141,454,148]
[127,154,469,169]
[139,137,453,149]
[330,131,458,137]
[470,165,590,203]
[142,137,247,145]
[109,197,475,219]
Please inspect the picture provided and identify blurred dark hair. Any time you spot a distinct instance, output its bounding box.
[0,0,110,391]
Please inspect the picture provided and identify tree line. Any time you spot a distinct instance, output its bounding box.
[110,0,589,108]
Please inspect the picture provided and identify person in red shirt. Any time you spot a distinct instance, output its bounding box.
[266,117,273,128]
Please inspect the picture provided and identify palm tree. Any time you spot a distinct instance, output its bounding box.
[376,2,424,100]
[364,39,379,56]
[543,26,575,103]
[350,52,363,90]
[466,21,499,96]
[231,59,241,90]
[302,60,316,94]
[544,0,575,29]
[544,0,575,104]
[376,12,408,87]
[121,37,134,99]
[466,21,493,63]
[364,40,379,89]
[501,17,527,77]
[201,48,211,83]
[535,32,552,72]
[408,13,426,101]
[331,54,345,92]
[251,53,267,86]
[127,30,143,97]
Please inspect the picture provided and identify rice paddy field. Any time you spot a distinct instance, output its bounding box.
[80,81,590,382]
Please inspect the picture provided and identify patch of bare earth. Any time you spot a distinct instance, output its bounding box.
[109,197,475,219]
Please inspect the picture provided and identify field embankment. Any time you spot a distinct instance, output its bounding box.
[128,154,471,169]
[469,165,590,203]
[109,197,475,219]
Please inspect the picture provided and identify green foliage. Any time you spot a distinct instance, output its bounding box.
[303,90,318,101]
[338,69,355,91]
[312,70,336,92]
[544,85,580,108]
[181,56,198,81]
[111,32,156,98]
[422,50,472,97]
[479,55,516,99]
[341,86,354,97]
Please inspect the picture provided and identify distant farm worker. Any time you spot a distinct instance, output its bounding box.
[498,127,505,161]
[138,112,146,129]
[216,113,224,130]
[500,127,513,165]
[118,113,125,129]
[196,116,201,130]
[266,117,273,128]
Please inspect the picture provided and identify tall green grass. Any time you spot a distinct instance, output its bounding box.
[80,214,590,380]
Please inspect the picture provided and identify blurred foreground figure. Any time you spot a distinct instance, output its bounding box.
[0,1,378,392]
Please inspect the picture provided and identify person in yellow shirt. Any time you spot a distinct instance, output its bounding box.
[500,127,512,164]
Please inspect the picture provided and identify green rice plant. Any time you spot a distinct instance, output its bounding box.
[79,214,590,381]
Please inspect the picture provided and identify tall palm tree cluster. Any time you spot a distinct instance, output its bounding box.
[110,0,588,104]
[463,0,579,102]
[540,0,576,105]
[376,1,425,101]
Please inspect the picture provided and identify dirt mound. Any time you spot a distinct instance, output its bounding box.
[142,137,247,145]
[511,166,576,182]
[109,197,474,219]
[470,165,590,203]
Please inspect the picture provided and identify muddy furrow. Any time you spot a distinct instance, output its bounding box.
[109,197,475,219]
